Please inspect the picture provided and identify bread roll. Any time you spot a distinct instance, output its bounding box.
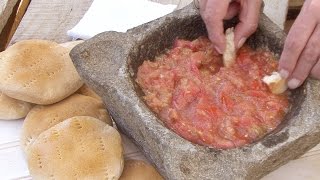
[262,72,288,94]
[0,91,33,120]
[0,40,83,104]
[76,84,102,101]
[21,94,112,151]
[26,116,123,180]
[119,160,163,180]
[223,28,236,68]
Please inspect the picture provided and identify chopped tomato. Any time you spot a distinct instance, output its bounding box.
[136,37,290,149]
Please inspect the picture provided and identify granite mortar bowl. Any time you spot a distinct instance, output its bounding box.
[70,4,320,180]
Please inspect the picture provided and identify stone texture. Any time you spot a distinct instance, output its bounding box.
[70,4,320,180]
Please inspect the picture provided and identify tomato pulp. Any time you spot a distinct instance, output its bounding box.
[136,37,289,149]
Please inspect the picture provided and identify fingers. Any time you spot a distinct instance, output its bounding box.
[278,2,317,80]
[225,2,240,20]
[200,0,230,53]
[198,0,208,9]
[234,0,262,49]
[286,24,320,89]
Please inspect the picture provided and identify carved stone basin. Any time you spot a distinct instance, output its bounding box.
[70,4,320,180]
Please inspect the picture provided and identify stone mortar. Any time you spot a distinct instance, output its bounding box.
[70,4,320,180]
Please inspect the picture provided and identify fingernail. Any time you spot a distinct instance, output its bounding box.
[214,46,223,54]
[237,38,246,48]
[279,69,289,79]
[288,78,301,89]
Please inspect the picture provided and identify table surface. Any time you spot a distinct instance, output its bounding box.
[1,0,320,179]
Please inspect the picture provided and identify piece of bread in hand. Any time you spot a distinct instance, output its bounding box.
[223,28,236,68]
[262,72,288,94]
[25,116,123,180]
[0,91,33,120]
[0,40,83,105]
[119,160,163,180]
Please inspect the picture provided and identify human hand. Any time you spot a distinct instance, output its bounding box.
[199,0,263,54]
[279,0,320,89]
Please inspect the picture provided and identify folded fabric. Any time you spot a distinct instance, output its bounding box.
[67,0,177,40]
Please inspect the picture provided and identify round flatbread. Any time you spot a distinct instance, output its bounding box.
[0,91,32,120]
[0,40,83,104]
[26,116,123,180]
[119,160,163,180]
[21,94,112,152]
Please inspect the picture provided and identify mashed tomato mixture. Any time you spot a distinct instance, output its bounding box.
[136,37,289,149]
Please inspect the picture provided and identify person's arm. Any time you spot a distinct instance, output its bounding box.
[278,0,320,89]
[199,0,263,54]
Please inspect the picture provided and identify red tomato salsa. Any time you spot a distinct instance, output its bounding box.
[136,37,289,149]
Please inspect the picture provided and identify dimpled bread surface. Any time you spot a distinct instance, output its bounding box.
[119,160,164,180]
[21,94,112,152]
[26,116,124,180]
[0,91,33,120]
[0,40,83,105]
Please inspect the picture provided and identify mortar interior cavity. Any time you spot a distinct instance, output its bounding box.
[128,15,305,149]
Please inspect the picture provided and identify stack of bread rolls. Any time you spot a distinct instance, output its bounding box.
[0,40,163,179]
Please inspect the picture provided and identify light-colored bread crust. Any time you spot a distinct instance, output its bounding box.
[119,160,163,180]
[0,91,33,120]
[223,28,236,68]
[0,40,83,104]
[262,72,288,94]
[26,116,124,180]
[76,84,102,101]
[60,40,84,50]
[21,94,112,152]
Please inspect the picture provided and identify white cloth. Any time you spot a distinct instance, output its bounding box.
[67,0,177,40]
[0,119,30,179]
